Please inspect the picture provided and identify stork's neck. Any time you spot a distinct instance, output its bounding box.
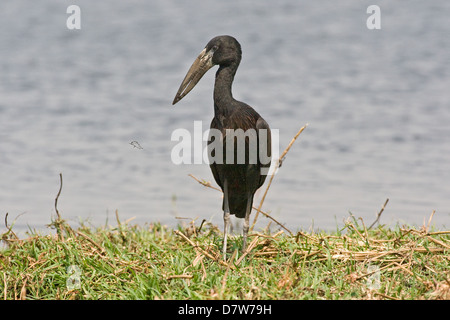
[213,64,238,117]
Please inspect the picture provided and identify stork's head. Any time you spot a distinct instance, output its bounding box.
[172,35,241,105]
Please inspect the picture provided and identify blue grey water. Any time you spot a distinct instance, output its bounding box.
[1,1,449,235]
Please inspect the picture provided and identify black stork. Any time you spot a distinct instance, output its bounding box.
[172,35,271,259]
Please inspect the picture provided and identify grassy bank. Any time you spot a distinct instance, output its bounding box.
[0,215,449,300]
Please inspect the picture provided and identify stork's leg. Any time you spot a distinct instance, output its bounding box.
[223,180,230,260]
[223,211,230,260]
[242,194,253,252]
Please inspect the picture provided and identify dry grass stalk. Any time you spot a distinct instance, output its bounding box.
[220,249,238,298]
[74,230,105,254]
[251,124,308,231]
[236,235,260,265]
[166,274,193,280]
[3,273,7,300]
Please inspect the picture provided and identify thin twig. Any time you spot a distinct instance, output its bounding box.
[188,174,221,192]
[252,207,293,235]
[52,173,66,241]
[368,198,389,230]
[197,219,207,233]
[55,173,63,220]
[4,212,8,230]
[3,213,19,240]
[236,235,260,266]
[251,124,308,231]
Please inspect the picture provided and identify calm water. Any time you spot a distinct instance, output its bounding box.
[1,1,449,234]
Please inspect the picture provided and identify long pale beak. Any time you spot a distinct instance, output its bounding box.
[172,48,214,105]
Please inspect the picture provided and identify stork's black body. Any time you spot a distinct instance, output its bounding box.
[209,104,271,219]
[173,36,271,258]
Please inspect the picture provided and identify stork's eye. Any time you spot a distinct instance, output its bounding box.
[212,45,219,52]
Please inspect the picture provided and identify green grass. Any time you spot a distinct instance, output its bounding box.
[1,216,449,300]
